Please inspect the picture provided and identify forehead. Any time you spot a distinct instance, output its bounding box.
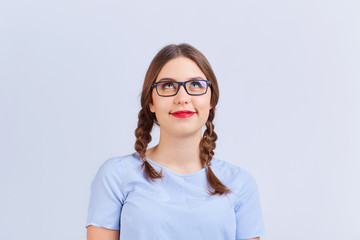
[156,57,206,82]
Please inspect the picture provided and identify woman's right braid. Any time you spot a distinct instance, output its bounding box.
[134,108,163,180]
[134,108,152,158]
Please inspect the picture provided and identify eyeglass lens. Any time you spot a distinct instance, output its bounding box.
[156,80,208,96]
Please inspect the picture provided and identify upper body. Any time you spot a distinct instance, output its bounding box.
[86,153,265,240]
[87,43,265,240]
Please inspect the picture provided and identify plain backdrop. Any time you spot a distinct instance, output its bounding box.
[1,0,359,239]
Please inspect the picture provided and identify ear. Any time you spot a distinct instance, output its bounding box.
[149,102,155,113]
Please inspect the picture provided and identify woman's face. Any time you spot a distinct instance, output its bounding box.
[149,56,212,138]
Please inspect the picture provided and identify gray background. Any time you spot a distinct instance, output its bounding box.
[1,0,359,239]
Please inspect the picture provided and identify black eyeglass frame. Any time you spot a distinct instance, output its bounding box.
[151,80,212,97]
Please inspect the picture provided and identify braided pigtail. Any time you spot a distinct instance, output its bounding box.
[200,109,231,195]
[134,108,163,180]
[134,43,229,193]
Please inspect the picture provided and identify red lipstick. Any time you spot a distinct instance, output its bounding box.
[170,110,195,118]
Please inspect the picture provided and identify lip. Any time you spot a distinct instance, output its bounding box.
[170,110,196,118]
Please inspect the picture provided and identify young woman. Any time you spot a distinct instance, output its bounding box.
[86,43,265,240]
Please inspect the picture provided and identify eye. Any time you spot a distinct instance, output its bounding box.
[164,82,175,89]
[158,81,177,90]
[191,82,200,88]
[189,80,204,88]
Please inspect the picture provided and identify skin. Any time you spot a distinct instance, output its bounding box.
[87,226,119,240]
[147,56,212,174]
[87,56,260,240]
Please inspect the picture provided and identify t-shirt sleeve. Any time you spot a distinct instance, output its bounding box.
[86,158,125,230]
[234,171,265,239]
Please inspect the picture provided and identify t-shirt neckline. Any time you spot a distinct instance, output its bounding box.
[144,154,207,177]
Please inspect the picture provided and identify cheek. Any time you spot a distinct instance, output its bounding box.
[151,97,172,115]
[197,94,212,110]
[150,91,165,113]
[203,96,212,120]
[194,97,212,120]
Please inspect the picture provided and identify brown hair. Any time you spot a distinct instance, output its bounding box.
[134,43,231,195]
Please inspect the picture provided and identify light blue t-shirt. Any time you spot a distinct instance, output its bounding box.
[86,152,265,240]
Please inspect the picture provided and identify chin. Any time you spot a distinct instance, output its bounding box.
[171,126,203,138]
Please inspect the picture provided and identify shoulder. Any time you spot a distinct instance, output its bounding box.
[211,157,258,194]
[99,152,140,168]
[93,152,143,181]
[211,157,256,183]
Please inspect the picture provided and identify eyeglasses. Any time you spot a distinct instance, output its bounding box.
[152,80,212,97]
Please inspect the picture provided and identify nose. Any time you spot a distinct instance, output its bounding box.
[174,85,190,104]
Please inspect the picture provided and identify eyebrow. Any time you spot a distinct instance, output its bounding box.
[158,77,205,82]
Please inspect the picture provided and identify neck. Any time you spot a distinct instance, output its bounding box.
[146,129,204,174]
